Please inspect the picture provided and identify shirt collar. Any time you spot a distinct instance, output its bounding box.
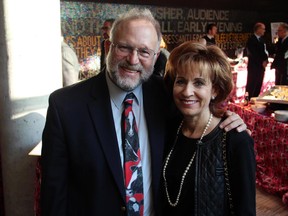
[255,34,261,40]
[105,72,142,109]
[207,34,214,39]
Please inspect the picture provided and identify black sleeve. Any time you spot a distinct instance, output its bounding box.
[226,130,256,216]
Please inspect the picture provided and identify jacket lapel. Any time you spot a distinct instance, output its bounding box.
[87,72,125,201]
[142,78,166,206]
[86,73,167,207]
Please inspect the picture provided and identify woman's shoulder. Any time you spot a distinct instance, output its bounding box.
[226,128,254,151]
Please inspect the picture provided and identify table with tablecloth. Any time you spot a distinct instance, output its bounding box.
[230,58,275,102]
[228,102,288,205]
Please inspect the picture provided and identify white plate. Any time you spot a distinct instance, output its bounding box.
[274,110,288,122]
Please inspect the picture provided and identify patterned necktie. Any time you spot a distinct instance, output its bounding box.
[122,93,144,216]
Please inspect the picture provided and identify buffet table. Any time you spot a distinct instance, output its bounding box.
[228,102,288,205]
[231,58,275,102]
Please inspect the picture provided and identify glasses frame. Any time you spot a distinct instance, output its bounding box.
[111,42,157,60]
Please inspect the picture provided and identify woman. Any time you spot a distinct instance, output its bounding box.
[162,42,256,215]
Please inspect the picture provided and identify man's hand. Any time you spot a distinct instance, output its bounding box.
[220,110,251,135]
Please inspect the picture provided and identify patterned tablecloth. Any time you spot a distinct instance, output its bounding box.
[228,102,288,205]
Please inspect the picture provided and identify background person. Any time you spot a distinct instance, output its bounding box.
[61,36,80,87]
[271,22,288,85]
[100,18,115,72]
[153,38,170,77]
[245,22,269,99]
[41,8,248,216]
[163,42,256,215]
[202,23,217,46]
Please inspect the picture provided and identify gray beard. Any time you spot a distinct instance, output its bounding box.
[106,53,154,91]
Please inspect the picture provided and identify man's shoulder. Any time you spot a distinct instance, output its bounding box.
[202,35,209,40]
[282,37,288,47]
[50,75,103,101]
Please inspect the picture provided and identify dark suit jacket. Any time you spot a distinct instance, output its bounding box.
[246,34,268,67]
[245,35,268,97]
[271,37,288,71]
[41,72,170,216]
[271,37,288,84]
[202,35,216,46]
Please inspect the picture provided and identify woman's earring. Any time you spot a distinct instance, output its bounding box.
[211,96,215,100]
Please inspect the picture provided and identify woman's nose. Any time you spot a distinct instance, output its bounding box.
[182,84,195,96]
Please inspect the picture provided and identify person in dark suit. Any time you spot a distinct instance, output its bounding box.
[153,38,170,77]
[100,19,115,72]
[245,22,269,99]
[202,23,217,46]
[271,22,288,85]
[41,8,247,216]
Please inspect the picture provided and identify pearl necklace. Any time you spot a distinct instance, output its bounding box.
[163,113,213,207]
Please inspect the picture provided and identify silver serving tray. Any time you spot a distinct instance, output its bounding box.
[257,85,288,104]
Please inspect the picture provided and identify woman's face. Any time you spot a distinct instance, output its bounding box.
[173,66,215,120]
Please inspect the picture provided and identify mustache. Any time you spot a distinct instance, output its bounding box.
[119,62,144,72]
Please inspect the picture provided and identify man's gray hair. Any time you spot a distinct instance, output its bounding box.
[110,8,162,48]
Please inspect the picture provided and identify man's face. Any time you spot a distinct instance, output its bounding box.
[106,20,159,91]
[258,24,266,36]
[277,26,286,39]
[101,21,113,40]
[210,26,217,36]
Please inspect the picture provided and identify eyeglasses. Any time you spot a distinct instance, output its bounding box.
[111,42,157,60]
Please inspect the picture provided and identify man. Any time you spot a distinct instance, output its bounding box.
[100,19,115,72]
[61,36,80,86]
[271,22,288,85]
[202,23,217,46]
[153,39,170,77]
[245,22,269,99]
[41,8,247,216]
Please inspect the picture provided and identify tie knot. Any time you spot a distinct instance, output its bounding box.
[124,93,135,107]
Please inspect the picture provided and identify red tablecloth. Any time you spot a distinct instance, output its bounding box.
[228,103,288,205]
[35,158,41,216]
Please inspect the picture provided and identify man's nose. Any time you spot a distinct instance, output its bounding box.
[126,49,140,64]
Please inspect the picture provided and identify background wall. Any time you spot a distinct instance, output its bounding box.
[0,1,62,216]
[63,0,288,13]
[61,2,287,78]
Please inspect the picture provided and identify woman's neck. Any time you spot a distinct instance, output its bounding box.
[182,115,221,139]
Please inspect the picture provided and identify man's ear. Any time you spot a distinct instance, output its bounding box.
[156,49,161,59]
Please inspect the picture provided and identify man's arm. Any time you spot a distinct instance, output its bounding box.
[41,95,68,216]
[220,110,250,135]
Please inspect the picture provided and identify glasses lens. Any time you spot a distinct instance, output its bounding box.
[138,48,153,58]
[113,43,155,59]
[115,44,130,55]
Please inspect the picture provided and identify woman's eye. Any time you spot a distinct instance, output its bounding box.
[175,79,185,85]
[194,81,205,86]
